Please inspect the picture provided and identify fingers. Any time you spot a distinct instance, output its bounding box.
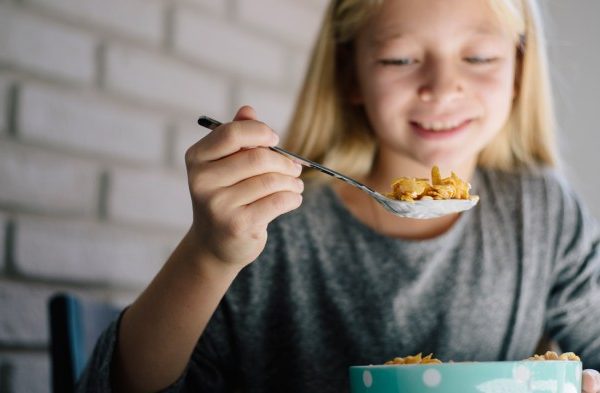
[196,147,302,188]
[583,369,600,393]
[188,118,279,163]
[238,191,304,229]
[222,173,304,207]
[186,106,304,238]
[233,105,257,121]
[203,185,303,240]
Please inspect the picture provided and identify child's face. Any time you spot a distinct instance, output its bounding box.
[353,0,518,169]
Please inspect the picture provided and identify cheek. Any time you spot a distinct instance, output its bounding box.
[476,70,516,121]
[364,75,415,115]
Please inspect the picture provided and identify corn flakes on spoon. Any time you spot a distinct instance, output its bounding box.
[198,116,479,219]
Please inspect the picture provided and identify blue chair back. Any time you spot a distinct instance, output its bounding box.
[48,293,120,393]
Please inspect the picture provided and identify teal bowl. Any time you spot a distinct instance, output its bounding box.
[349,361,581,393]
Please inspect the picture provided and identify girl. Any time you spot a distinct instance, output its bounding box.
[78,0,600,392]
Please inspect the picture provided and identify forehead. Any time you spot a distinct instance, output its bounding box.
[363,0,512,45]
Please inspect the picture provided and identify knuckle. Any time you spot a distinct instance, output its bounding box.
[221,122,242,146]
[259,173,280,192]
[247,148,271,170]
[270,192,291,211]
[256,121,273,137]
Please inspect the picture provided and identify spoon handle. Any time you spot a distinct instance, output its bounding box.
[197,115,379,196]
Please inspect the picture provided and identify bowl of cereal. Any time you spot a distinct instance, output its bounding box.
[349,352,582,393]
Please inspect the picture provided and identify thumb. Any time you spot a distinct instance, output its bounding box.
[233,105,258,122]
[582,369,600,393]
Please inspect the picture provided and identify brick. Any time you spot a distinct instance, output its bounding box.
[15,216,173,287]
[173,7,286,84]
[0,281,56,344]
[26,0,163,45]
[105,44,228,117]
[237,0,323,49]
[107,167,192,230]
[0,5,95,84]
[0,352,50,393]
[19,83,166,165]
[236,84,296,136]
[0,142,99,215]
[179,0,227,15]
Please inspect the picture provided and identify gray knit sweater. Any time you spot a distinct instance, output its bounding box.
[77,167,600,392]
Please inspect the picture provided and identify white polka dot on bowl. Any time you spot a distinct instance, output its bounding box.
[362,370,373,388]
[423,368,442,387]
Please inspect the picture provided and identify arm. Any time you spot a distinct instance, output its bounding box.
[543,177,600,392]
[110,106,304,392]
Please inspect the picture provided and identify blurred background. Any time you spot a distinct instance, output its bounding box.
[0,0,598,391]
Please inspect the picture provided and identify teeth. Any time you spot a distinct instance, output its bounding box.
[418,120,464,131]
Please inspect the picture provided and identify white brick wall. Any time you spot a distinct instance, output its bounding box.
[25,0,164,45]
[14,216,172,287]
[179,0,227,15]
[0,5,96,85]
[105,43,229,116]
[0,142,99,216]
[237,0,323,49]
[235,83,297,134]
[0,281,56,344]
[0,353,50,393]
[107,167,192,230]
[174,6,287,84]
[19,83,167,165]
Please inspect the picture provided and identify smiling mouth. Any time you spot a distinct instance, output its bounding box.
[411,119,473,133]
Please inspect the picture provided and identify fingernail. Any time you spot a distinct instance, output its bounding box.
[296,178,304,192]
[295,162,303,174]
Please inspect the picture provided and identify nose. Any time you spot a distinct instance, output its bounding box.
[418,61,464,104]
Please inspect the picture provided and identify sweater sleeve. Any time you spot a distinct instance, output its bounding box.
[545,176,600,370]
[75,308,187,393]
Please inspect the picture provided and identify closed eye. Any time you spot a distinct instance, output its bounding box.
[378,58,416,66]
[464,56,498,64]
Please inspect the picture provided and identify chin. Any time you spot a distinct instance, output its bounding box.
[416,153,462,169]
[421,143,483,166]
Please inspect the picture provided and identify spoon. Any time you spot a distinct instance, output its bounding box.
[197,116,479,219]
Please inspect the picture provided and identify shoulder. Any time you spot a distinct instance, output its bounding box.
[477,165,573,204]
[476,165,593,228]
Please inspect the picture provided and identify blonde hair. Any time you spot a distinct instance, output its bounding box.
[284,0,557,180]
